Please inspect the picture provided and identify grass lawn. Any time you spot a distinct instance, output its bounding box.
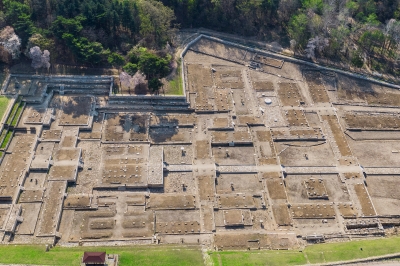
[1,239,400,266]
[210,250,307,266]
[0,130,12,149]
[305,236,400,263]
[0,130,6,144]
[166,61,184,95]
[0,96,10,123]
[0,245,204,266]
[10,103,24,126]
[210,236,400,266]
[6,96,21,125]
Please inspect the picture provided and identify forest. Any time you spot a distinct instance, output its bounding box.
[162,0,400,74]
[0,0,399,88]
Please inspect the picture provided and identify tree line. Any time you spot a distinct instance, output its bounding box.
[0,0,176,92]
[161,0,400,74]
[1,0,400,77]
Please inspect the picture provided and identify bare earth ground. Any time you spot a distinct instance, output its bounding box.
[0,37,399,257]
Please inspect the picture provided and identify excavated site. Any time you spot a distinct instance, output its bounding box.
[0,36,400,250]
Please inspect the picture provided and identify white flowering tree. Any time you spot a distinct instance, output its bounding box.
[29,46,51,70]
[119,71,147,94]
[0,26,21,60]
[305,36,329,60]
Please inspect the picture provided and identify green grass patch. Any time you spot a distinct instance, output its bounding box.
[0,130,7,144]
[305,237,400,263]
[10,102,24,127]
[0,245,203,266]
[6,96,22,125]
[0,96,10,123]
[0,130,12,149]
[210,250,307,266]
[2,238,400,265]
[166,61,184,95]
[210,236,400,266]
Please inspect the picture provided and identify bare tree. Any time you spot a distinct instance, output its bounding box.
[386,19,400,45]
[385,19,400,60]
[321,0,338,35]
[0,26,13,41]
[278,0,300,23]
[307,11,323,36]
